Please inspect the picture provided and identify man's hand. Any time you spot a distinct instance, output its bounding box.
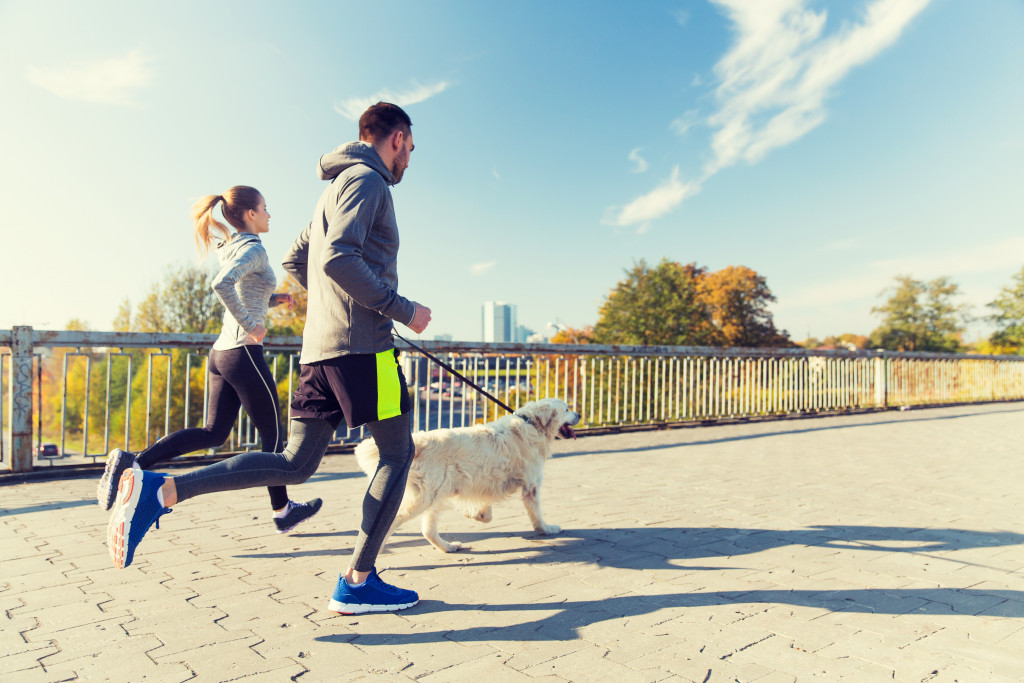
[406,303,432,334]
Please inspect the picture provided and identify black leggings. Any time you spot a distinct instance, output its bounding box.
[174,412,414,572]
[136,345,289,510]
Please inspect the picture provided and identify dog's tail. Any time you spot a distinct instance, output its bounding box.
[353,436,424,476]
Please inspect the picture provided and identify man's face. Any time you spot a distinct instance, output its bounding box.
[391,130,414,184]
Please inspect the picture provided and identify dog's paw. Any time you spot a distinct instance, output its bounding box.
[473,507,493,523]
[537,524,561,536]
[436,540,464,553]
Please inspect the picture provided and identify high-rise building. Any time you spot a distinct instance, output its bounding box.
[482,301,517,342]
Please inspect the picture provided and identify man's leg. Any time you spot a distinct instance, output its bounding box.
[107,417,337,569]
[327,411,418,614]
[349,411,415,573]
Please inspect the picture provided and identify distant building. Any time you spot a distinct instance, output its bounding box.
[433,333,453,341]
[482,301,517,342]
[515,324,535,343]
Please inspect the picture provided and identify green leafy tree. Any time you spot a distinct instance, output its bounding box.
[987,266,1024,353]
[593,259,717,346]
[869,275,970,352]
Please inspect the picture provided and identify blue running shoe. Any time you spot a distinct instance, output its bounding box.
[97,448,136,510]
[328,568,419,614]
[107,465,171,569]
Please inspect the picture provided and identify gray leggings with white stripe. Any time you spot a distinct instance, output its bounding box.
[136,345,289,510]
[173,412,414,571]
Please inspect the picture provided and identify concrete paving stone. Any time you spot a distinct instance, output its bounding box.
[200,591,317,634]
[415,651,536,682]
[0,641,58,676]
[498,637,592,671]
[370,639,499,679]
[636,648,775,682]
[302,641,415,677]
[912,627,1024,679]
[151,637,298,680]
[520,642,672,682]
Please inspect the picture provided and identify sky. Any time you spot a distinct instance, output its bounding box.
[2,0,1022,344]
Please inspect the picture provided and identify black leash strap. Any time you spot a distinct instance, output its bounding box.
[392,331,518,416]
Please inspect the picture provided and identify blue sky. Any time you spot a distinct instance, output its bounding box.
[2,0,1022,344]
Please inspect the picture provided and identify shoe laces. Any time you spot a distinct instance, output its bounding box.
[368,569,403,595]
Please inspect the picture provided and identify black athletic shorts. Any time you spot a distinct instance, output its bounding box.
[290,349,411,428]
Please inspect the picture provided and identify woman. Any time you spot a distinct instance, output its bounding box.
[97,185,321,534]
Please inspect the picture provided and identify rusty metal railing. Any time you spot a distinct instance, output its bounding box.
[3,327,1024,472]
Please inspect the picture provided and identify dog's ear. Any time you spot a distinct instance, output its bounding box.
[525,402,559,437]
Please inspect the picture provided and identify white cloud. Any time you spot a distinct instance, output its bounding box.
[470,261,497,276]
[669,110,700,137]
[492,167,501,180]
[672,9,690,27]
[603,167,700,227]
[704,0,931,175]
[605,0,930,228]
[334,80,450,120]
[27,50,153,105]
[628,147,648,173]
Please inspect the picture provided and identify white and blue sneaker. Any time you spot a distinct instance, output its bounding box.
[107,465,171,569]
[328,568,419,614]
[97,448,136,510]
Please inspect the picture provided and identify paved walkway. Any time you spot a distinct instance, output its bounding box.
[2,403,1023,682]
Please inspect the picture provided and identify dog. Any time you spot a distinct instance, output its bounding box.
[354,398,581,553]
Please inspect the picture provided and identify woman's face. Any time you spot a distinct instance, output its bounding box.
[244,196,270,234]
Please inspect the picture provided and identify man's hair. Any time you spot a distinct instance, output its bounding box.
[359,102,412,143]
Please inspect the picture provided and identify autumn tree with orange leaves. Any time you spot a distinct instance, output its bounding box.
[698,265,792,348]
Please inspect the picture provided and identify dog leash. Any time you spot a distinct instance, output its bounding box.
[391,331,523,420]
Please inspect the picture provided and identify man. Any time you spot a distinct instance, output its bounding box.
[282,101,431,612]
[106,102,430,615]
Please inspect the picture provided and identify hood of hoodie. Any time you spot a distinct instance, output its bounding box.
[317,141,395,185]
[216,232,262,266]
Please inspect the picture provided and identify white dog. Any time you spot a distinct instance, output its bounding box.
[354,398,581,553]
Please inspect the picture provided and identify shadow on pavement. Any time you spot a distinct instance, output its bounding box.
[399,524,1024,572]
[317,587,1024,645]
[561,405,1024,458]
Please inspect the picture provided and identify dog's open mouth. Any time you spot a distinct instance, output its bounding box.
[559,424,576,440]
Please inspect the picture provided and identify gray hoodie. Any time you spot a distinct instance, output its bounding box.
[212,233,282,351]
[282,141,416,363]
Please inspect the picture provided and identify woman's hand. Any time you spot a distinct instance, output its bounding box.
[245,324,268,345]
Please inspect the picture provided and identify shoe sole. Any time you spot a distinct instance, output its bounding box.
[98,449,133,510]
[107,466,141,569]
[327,599,418,615]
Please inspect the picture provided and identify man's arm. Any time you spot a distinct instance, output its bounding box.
[321,176,417,325]
[282,223,312,290]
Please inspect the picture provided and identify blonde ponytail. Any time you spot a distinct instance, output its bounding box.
[192,194,232,257]
[191,185,262,257]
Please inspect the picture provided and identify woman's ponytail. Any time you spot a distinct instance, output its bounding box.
[192,194,232,257]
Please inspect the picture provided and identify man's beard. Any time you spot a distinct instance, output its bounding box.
[391,152,407,184]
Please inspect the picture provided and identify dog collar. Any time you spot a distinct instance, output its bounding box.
[513,412,532,426]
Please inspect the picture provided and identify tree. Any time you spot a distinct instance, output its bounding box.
[987,266,1024,353]
[697,265,791,348]
[112,299,132,332]
[592,259,717,346]
[133,265,224,333]
[869,275,970,352]
[550,325,595,344]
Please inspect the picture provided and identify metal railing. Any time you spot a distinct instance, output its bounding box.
[3,326,1024,473]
